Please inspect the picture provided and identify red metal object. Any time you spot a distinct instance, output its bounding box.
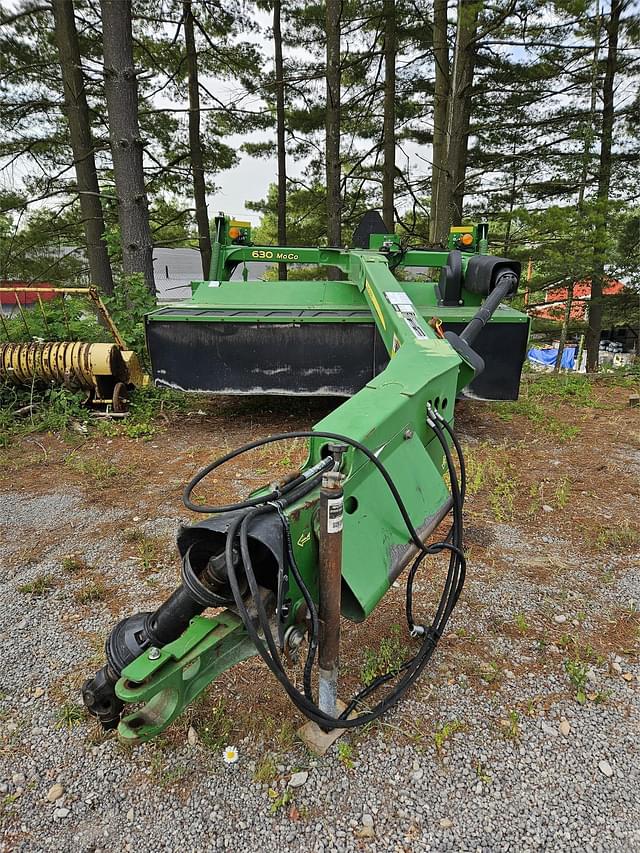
[0,282,57,306]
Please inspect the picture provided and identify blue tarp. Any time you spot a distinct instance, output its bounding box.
[528,346,576,370]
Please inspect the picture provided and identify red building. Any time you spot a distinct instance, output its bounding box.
[528,279,625,322]
[0,281,56,309]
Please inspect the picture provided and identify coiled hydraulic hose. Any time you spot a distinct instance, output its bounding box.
[183,424,466,729]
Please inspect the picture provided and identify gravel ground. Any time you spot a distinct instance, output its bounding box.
[1,396,639,853]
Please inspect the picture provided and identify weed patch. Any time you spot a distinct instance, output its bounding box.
[74,577,109,604]
[361,625,409,686]
[254,755,278,783]
[499,709,521,740]
[17,573,55,596]
[595,523,640,552]
[433,719,465,751]
[56,702,85,729]
[564,658,588,704]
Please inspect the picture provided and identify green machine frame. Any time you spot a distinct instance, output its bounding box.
[83,215,529,742]
[145,215,529,401]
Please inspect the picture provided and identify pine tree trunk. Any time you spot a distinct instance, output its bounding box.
[273,0,287,280]
[52,0,114,296]
[100,0,156,294]
[586,0,622,372]
[382,0,396,232]
[429,0,449,244]
[556,3,601,372]
[184,0,211,279]
[446,0,479,227]
[325,0,342,276]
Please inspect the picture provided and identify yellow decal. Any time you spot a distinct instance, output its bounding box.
[297,531,311,548]
[365,281,386,330]
[250,250,300,261]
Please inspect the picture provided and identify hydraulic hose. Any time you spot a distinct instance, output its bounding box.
[184,422,467,730]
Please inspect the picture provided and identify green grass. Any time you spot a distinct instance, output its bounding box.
[527,374,597,407]
[337,741,355,769]
[123,386,190,439]
[74,578,109,604]
[491,371,617,443]
[56,702,85,729]
[474,761,492,784]
[480,660,502,685]
[361,625,409,686]
[463,448,487,496]
[0,386,88,448]
[459,446,520,522]
[61,554,88,573]
[0,384,190,448]
[136,535,162,572]
[595,523,640,551]
[194,700,233,752]
[69,457,121,482]
[500,709,521,740]
[489,469,517,522]
[433,719,465,751]
[564,658,588,704]
[254,755,278,783]
[554,477,571,508]
[17,573,55,596]
[514,612,529,633]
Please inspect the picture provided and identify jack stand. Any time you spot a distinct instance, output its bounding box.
[318,458,345,716]
[298,454,347,755]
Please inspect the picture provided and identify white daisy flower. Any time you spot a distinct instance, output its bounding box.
[222,745,239,765]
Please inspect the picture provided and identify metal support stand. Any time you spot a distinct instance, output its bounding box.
[317,448,345,718]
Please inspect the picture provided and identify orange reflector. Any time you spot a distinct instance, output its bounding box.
[228,227,241,239]
[460,233,474,246]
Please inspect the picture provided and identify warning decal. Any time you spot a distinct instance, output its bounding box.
[384,291,427,339]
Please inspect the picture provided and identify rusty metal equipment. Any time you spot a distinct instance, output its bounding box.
[0,340,142,411]
[0,286,144,410]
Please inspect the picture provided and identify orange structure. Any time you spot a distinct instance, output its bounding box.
[529,279,625,322]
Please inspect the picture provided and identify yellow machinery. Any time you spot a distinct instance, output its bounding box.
[0,286,144,411]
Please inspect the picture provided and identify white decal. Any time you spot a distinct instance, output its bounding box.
[326,497,344,533]
[384,291,427,338]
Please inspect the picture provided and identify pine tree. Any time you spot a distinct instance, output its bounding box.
[52,0,114,295]
[101,0,156,293]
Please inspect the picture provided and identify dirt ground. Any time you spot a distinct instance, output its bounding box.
[1,374,639,851]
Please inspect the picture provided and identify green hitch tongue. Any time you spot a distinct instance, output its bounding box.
[115,612,256,744]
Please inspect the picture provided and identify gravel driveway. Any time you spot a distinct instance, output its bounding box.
[1,386,639,852]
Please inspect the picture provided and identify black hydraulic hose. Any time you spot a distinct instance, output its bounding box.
[184,446,334,514]
[230,508,452,729]
[220,428,465,730]
[459,272,517,346]
[405,413,465,633]
[429,420,463,621]
[274,503,319,702]
[435,413,467,504]
[184,430,427,551]
[185,422,467,730]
